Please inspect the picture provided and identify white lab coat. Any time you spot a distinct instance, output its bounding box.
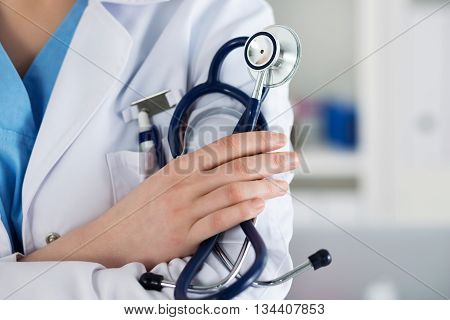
[0,0,295,299]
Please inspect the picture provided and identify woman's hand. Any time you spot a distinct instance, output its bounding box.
[22,131,299,268]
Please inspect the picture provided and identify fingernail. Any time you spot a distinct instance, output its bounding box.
[252,198,265,209]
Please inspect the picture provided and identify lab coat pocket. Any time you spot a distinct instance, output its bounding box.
[106,150,158,203]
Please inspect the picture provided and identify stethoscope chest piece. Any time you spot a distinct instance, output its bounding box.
[245,25,302,88]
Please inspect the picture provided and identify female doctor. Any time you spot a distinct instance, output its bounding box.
[0,0,297,299]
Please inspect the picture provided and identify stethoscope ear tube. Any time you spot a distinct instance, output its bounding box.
[139,249,333,293]
[174,222,268,300]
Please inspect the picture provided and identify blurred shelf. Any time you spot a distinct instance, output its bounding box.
[293,146,360,180]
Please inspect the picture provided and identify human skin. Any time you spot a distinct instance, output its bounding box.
[22,132,299,268]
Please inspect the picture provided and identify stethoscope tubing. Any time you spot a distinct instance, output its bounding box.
[141,246,330,294]
[168,37,271,299]
[214,242,313,287]
[174,105,268,299]
[174,217,268,299]
[151,244,313,294]
[139,31,332,298]
[159,261,312,294]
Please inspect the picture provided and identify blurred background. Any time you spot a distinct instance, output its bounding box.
[265,0,450,299]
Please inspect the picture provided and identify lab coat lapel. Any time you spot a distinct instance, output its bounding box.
[22,1,132,227]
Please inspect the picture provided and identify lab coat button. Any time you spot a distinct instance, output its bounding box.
[45,232,61,244]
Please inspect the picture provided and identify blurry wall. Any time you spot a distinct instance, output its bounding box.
[267,0,355,101]
[265,0,450,299]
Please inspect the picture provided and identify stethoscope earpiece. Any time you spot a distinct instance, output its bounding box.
[309,249,332,270]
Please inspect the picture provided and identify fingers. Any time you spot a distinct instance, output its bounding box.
[189,198,265,241]
[190,179,288,219]
[178,131,287,172]
[194,152,298,194]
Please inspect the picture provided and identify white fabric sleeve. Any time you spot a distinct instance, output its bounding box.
[0,253,164,299]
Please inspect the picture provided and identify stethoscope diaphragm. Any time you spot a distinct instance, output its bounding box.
[245,25,302,88]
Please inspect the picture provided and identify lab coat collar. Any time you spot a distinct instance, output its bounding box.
[22,0,133,252]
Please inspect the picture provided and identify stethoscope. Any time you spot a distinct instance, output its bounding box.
[138,25,332,299]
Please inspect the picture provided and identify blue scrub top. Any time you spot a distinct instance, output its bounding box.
[0,0,87,253]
